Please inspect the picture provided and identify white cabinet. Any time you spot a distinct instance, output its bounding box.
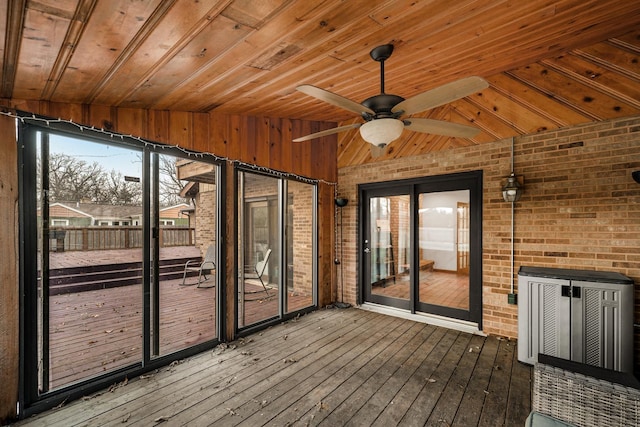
[518,266,634,373]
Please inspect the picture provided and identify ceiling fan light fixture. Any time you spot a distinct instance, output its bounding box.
[359,118,404,147]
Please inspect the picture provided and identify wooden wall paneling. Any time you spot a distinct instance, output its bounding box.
[147,109,170,144]
[209,112,229,158]
[226,114,241,161]
[239,115,256,164]
[0,113,18,423]
[312,122,336,182]
[289,120,302,175]
[279,118,293,173]
[268,117,283,172]
[254,116,271,169]
[169,111,192,150]
[46,102,83,125]
[116,107,146,138]
[192,112,210,154]
[291,120,310,177]
[317,182,334,307]
[88,104,115,132]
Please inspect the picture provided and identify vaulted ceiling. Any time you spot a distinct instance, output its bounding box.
[2,0,640,167]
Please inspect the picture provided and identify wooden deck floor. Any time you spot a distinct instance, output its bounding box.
[47,277,312,389]
[19,308,532,426]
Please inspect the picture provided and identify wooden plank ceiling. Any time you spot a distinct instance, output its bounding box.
[1,0,639,168]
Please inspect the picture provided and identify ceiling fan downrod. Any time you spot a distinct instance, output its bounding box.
[370,44,394,94]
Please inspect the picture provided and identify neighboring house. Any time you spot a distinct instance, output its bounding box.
[45,202,191,226]
[158,203,191,226]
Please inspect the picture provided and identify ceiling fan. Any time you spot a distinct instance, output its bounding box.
[293,44,488,153]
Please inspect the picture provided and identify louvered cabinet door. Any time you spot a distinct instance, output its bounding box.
[571,281,634,372]
[518,276,571,364]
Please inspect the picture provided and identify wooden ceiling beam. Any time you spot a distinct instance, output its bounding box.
[84,0,177,104]
[41,0,98,100]
[1,0,26,98]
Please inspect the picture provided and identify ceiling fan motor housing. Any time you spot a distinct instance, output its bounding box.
[362,94,405,119]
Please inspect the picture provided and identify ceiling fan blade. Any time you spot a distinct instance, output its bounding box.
[392,76,488,115]
[297,85,374,116]
[404,118,481,138]
[293,123,361,142]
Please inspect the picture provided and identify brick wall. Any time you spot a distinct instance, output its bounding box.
[289,181,314,298]
[195,183,217,253]
[338,116,640,363]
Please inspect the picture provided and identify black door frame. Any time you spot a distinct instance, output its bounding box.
[358,170,483,327]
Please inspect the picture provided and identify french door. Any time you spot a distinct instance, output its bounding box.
[360,171,482,326]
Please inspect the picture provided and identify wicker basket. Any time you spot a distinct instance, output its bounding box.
[533,362,640,427]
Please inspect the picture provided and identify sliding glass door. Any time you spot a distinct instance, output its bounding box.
[237,170,317,330]
[21,121,221,410]
[360,171,482,325]
[38,133,144,391]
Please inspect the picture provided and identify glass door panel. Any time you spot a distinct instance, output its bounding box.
[286,180,315,313]
[364,194,411,309]
[238,172,280,328]
[40,134,143,390]
[417,191,470,311]
[154,155,218,356]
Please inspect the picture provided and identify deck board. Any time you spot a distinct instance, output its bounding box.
[451,333,500,426]
[17,308,532,427]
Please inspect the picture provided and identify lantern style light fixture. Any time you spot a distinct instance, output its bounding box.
[359,118,405,147]
[502,137,523,202]
[502,172,522,202]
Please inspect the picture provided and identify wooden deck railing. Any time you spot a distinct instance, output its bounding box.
[47,226,195,251]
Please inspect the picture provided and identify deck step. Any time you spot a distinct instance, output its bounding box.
[48,256,207,295]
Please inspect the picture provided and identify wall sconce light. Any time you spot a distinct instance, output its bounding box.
[502,136,523,203]
[335,198,349,207]
[502,173,523,202]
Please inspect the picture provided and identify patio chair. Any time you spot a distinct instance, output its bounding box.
[182,244,216,287]
[244,248,272,296]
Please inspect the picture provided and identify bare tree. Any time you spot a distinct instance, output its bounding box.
[158,154,187,207]
[43,153,186,207]
[47,153,107,203]
[105,170,142,205]
[45,153,142,205]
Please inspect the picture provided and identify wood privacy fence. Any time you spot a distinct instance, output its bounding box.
[47,226,195,251]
